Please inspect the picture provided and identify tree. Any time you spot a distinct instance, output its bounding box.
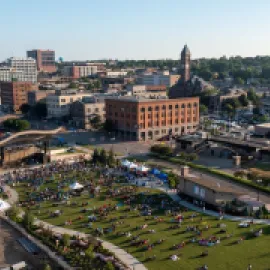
[69,82,77,89]
[23,210,34,229]
[90,115,102,128]
[199,104,208,115]
[85,244,94,260]
[104,119,114,132]
[247,89,259,105]
[7,206,20,221]
[20,103,31,114]
[235,77,245,85]
[43,264,52,270]
[107,148,115,167]
[104,261,115,270]
[92,148,99,164]
[150,144,172,156]
[99,148,107,164]
[3,119,30,132]
[34,102,47,118]
[238,94,249,107]
[62,234,70,247]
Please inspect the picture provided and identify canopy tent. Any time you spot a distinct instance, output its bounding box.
[69,182,84,190]
[121,159,131,167]
[127,162,138,170]
[157,172,168,180]
[149,168,160,175]
[136,165,150,173]
[0,199,11,212]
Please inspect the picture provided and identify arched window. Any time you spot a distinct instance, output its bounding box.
[155,106,159,111]
[162,105,166,110]
[181,104,185,109]
[175,104,179,109]
[148,106,152,111]
[187,103,191,108]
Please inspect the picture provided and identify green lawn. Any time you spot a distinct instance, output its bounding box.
[15,171,270,270]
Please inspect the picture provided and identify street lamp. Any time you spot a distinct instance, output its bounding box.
[256,179,262,201]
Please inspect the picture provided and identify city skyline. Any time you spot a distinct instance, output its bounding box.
[1,0,270,61]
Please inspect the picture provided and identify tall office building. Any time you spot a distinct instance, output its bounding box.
[27,49,56,73]
[0,57,37,83]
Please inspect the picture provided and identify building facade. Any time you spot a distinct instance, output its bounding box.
[126,84,167,98]
[70,97,105,129]
[139,71,180,87]
[28,90,55,106]
[0,57,37,83]
[0,82,37,113]
[63,65,98,79]
[105,96,199,141]
[46,90,92,118]
[27,50,56,73]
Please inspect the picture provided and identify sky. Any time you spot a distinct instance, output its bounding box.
[1,0,270,61]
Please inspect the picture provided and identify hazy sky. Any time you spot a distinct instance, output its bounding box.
[1,0,270,61]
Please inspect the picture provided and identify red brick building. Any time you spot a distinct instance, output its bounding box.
[27,49,56,73]
[0,82,37,113]
[105,96,199,141]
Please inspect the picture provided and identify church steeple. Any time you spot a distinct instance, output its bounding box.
[180,44,191,83]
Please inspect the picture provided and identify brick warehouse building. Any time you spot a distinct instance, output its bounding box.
[105,96,199,141]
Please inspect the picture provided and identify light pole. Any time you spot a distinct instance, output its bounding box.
[256,179,262,201]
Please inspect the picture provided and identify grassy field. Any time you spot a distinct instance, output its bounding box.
[15,171,270,270]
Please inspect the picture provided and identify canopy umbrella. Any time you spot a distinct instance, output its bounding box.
[0,199,11,212]
[157,172,168,180]
[69,182,84,190]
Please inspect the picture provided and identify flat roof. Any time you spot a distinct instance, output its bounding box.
[183,174,245,195]
[105,96,198,103]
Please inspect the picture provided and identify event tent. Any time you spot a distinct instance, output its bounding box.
[69,182,84,190]
[149,168,160,175]
[136,165,150,173]
[127,162,138,170]
[0,199,11,212]
[121,160,131,167]
[157,173,168,180]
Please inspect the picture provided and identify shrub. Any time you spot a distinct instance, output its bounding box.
[150,144,172,156]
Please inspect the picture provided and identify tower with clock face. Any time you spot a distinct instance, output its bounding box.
[180,44,191,83]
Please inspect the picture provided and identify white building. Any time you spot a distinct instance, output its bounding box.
[46,89,92,118]
[138,71,180,87]
[106,71,128,77]
[63,65,98,79]
[3,57,38,83]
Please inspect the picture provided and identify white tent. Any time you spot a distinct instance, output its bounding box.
[69,182,84,190]
[136,165,149,173]
[0,199,11,212]
[127,162,138,170]
[121,159,131,167]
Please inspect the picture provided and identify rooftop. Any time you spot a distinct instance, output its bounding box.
[105,96,198,103]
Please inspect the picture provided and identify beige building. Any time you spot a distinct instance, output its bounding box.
[46,90,92,118]
[138,71,180,87]
[126,85,167,98]
[177,166,244,207]
[70,96,105,129]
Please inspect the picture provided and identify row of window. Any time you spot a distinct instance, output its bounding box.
[140,103,198,112]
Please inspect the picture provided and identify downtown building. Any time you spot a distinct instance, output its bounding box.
[105,96,199,141]
[0,57,37,83]
[27,49,56,73]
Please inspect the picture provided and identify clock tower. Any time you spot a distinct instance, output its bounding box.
[180,44,191,83]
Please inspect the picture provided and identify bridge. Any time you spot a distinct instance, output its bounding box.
[0,127,64,167]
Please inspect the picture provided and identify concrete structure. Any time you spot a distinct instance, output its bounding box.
[70,96,105,129]
[106,71,128,77]
[27,50,56,73]
[255,123,270,136]
[0,58,37,83]
[63,65,98,79]
[46,90,92,118]
[126,85,167,98]
[138,71,180,87]
[28,90,55,106]
[177,166,245,208]
[0,82,37,113]
[105,96,199,141]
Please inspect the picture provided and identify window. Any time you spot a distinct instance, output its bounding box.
[61,98,66,102]
[155,106,159,111]
[140,107,145,112]
[162,105,166,110]
[193,102,198,107]
[148,107,152,111]
[175,104,179,109]
[181,104,185,109]
[169,105,172,109]
[88,108,91,113]
[187,103,191,108]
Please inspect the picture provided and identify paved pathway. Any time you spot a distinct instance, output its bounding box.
[5,185,147,270]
